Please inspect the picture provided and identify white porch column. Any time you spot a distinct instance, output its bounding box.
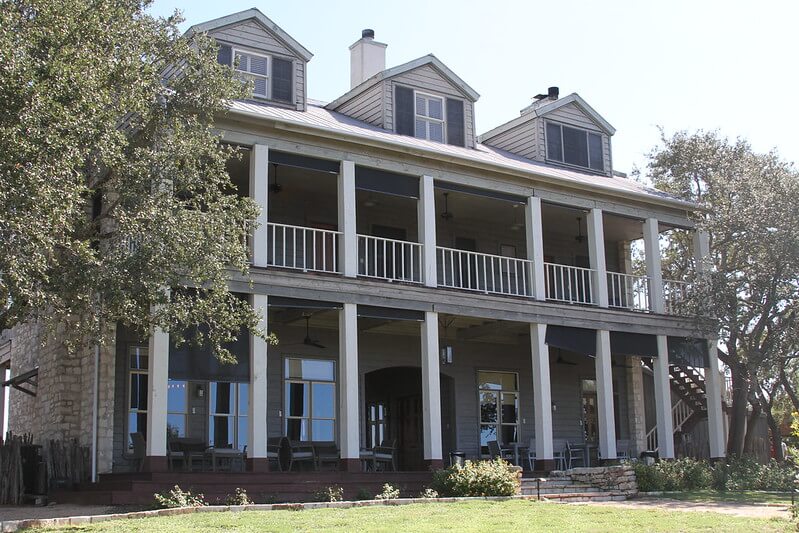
[595,330,617,460]
[694,229,726,458]
[653,335,675,458]
[338,303,360,469]
[643,218,665,314]
[248,294,269,470]
[421,311,443,464]
[418,175,437,287]
[530,323,553,462]
[587,208,609,307]
[145,298,170,466]
[525,197,546,301]
[338,161,357,277]
[250,144,269,268]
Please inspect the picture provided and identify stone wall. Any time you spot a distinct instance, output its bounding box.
[4,320,117,474]
[551,465,637,496]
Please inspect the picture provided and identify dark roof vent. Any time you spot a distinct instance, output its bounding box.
[362,29,375,39]
[534,86,560,101]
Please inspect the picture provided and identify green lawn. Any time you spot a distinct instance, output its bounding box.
[657,490,793,506]
[28,500,791,532]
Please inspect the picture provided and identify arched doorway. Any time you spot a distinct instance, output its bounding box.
[364,367,455,470]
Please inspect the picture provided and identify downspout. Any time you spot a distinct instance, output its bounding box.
[91,343,99,483]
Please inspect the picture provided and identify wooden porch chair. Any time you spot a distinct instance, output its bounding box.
[526,438,536,470]
[565,441,585,469]
[373,439,397,471]
[130,432,145,472]
[267,437,285,471]
[487,440,514,462]
[314,441,340,471]
[287,440,316,471]
[166,437,186,471]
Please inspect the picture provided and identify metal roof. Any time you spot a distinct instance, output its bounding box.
[226,100,692,210]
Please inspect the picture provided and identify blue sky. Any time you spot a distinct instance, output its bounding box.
[149,0,799,176]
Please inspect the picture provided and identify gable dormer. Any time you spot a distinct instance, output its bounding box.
[327,32,479,148]
[479,90,616,176]
[187,8,313,111]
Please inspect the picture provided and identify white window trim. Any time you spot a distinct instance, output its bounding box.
[544,120,605,172]
[477,370,520,455]
[208,382,248,451]
[126,345,149,454]
[414,90,446,142]
[283,357,337,442]
[233,47,270,99]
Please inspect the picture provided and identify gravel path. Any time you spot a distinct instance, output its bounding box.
[584,497,790,519]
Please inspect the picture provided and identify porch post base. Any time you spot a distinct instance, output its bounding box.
[534,459,557,472]
[424,459,444,471]
[247,458,271,473]
[142,456,168,472]
[340,458,362,472]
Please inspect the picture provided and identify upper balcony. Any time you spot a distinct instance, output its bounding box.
[229,146,695,317]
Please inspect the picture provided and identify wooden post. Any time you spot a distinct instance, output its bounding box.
[250,144,269,268]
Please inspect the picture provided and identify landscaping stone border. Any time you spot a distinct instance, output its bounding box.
[1,496,547,531]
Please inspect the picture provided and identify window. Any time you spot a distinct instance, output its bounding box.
[367,402,388,448]
[127,346,148,451]
[546,122,604,172]
[166,380,187,440]
[284,358,336,442]
[478,371,519,454]
[234,49,269,98]
[415,92,445,142]
[209,382,248,451]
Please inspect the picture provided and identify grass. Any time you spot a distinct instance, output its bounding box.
[26,500,791,532]
[656,490,793,506]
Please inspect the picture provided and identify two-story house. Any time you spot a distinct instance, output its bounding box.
[1,8,726,501]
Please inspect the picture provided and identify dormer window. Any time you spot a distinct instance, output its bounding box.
[546,121,604,172]
[415,93,445,142]
[234,49,269,98]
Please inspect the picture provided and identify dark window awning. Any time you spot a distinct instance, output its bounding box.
[357,305,424,321]
[610,331,658,358]
[545,325,596,357]
[169,328,250,382]
[668,337,710,368]
[270,150,340,174]
[268,297,343,310]
[2,367,38,396]
[355,166,419,199]
[435,180,527,204]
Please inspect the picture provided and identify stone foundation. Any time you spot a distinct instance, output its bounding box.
[550,465,637,496]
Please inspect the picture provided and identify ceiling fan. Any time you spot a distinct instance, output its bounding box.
[270,163,283,194]
[300,314,325,349]
[441,192,454,221]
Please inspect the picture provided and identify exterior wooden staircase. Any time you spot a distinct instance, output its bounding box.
[643,360,709,452]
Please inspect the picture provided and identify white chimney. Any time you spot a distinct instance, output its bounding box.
[349,29,387,89]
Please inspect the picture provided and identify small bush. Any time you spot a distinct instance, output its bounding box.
[315,485,344,502]
[419,488,439,499]
[225,488,252,506]
[431,459,520,497]
[375,483,400,500]
[153,485,206,508]
[355,488,372,500]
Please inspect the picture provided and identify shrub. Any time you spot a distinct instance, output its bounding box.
[431,459,520,497]
[315,485,345,502]
[153,485,206,508]
[225,488,252,506]
[355,488,372,500]
[635,456,794,493]
[375,483,401,500]
[419,487,439,499]
[713,457,793,491]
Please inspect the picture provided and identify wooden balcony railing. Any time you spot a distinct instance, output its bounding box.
[607,271,651,312]
[436,247,532,297]
[358,234,423,284]
[544,262,595,305]
[267,222,340,274]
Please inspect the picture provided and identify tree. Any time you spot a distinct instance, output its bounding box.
[0,0,265,360]
[646,130,799,457]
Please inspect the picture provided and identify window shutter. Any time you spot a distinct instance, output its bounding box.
[394,85,414,136]
[272,57,294,102]
[446,98,465,146]
[217,44,232,66]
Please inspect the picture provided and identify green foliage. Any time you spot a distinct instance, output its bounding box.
[0,0,269,361]
[634,457,794,492]
[374,483,401,500]
[153,485,206,508]
[314,485,344,502]
[224,488,252,506]
[431,459,520,497]
[419,488,439,499]
[355,488,372,501]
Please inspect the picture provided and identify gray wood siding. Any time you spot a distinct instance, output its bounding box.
[210,20,306,110]
[333,82,385,128]
[381,65,476,148]
[481,120,541,161]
